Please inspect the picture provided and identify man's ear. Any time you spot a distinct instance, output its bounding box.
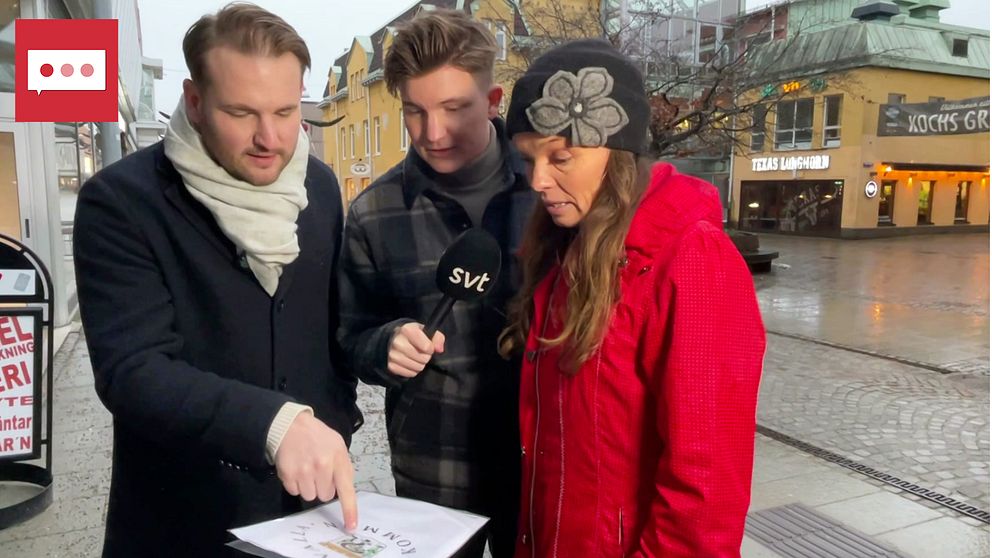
[182,78,204,127]
[487,84,504,119]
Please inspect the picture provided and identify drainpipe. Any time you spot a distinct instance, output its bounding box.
[94,0,122,165]
[365,79,374,180]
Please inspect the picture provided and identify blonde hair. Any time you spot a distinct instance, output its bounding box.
[499,152,653,372]
[384,9,497,96]
[183,2,310,87]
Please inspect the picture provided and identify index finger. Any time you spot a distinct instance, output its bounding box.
[336,466,358,532]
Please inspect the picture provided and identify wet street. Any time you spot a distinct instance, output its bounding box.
[754,233,989,371]
[753,233,989,513]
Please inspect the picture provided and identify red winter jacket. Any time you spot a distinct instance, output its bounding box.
[515,163,766,558]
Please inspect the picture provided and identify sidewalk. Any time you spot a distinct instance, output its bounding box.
[0,331,987,557]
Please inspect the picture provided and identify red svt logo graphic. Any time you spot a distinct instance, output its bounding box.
[15,19,118,122]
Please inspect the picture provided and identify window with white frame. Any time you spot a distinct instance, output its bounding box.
[363,120,370,156]
[774,98,813,150]
[349,124,355,158]
[399,108,409,151]
[340,128,346,161]
[373,117,381,154]
[495,24,507,61]
[822,95,842,148]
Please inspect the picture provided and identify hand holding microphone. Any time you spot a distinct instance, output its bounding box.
[386,228,502,379]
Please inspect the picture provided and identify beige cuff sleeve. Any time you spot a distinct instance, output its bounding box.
[265,402,314,465]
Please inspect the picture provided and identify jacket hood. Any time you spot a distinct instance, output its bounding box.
[624,162,724,256]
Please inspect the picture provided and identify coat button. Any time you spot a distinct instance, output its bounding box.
[278,378,288,391]
[526,350,537,362]
[277,299,285,312]
[522,534,528,545]
[521,445,526,456]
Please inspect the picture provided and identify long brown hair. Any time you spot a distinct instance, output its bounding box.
[499,151,653,372]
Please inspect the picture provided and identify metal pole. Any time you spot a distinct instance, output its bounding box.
[94,0,122,165]
[365,80,374,180]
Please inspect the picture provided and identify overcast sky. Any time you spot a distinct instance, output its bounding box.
[137,0,991,117]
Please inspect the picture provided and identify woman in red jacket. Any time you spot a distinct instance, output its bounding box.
[499,39,766,557]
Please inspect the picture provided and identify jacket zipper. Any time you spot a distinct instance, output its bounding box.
[618,506,624,556]
[529,271,559,558]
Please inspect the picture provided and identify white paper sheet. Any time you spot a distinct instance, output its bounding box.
[229,491,489,558]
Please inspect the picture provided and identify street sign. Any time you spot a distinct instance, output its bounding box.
[350,162,371,176]
[0,234,54,528]
[0,310,41,461]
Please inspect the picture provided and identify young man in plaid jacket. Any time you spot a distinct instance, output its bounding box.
[336,9,534,558]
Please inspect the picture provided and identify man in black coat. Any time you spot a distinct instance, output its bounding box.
[73,5,360,557]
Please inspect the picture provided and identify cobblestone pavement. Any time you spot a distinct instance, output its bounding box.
[758,333,990,511]
[753,233,989,514]
[753,233,989,372]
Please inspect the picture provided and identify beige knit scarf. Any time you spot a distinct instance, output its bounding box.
[164,100,309,296]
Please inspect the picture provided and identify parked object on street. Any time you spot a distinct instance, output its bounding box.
[728,230,779,273]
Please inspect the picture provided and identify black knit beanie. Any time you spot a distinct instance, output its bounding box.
[506,39,650,154]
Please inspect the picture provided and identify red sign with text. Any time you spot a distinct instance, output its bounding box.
[0,315,36,460]
[15,18,118,122]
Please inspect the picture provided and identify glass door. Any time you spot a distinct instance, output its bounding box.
[917,180,934,225]
[878,180,896,224]
[0,121,32,242]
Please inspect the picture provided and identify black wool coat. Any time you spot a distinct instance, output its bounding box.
[73,142,361,558]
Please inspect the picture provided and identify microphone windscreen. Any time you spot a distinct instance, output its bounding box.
[435,228,502,301]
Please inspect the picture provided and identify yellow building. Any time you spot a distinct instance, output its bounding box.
[731,2,990,238]
[318,0,602,205]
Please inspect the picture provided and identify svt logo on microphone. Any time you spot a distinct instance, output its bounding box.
[447,268,492,293]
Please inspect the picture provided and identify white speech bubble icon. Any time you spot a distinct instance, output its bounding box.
[27,49,107,94]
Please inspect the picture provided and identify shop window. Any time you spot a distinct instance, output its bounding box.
[0,131,20,239]
[955,181,970,222]
[929,96,945,103]
[345,178,356,202]
[774,98,813,150]
[740,180,842,234]
[822,95,842,148]
[887,93,905,104]
[917,180,934,225]
[750,104,767,151]
[878,181,896,224]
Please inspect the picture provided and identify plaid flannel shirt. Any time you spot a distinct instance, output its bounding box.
[337,119,535,510]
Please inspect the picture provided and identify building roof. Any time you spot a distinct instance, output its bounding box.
[333,53,348,91]
[748,14,989,81]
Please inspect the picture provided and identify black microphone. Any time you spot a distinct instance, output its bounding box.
[422,228,502,339]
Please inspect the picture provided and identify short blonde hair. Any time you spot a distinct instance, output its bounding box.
[183,2,310,87]
[384,9,497,96]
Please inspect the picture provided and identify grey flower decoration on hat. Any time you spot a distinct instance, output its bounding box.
[525,67,630,147]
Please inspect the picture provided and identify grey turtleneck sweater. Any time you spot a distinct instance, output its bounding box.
[431,122,506,228]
